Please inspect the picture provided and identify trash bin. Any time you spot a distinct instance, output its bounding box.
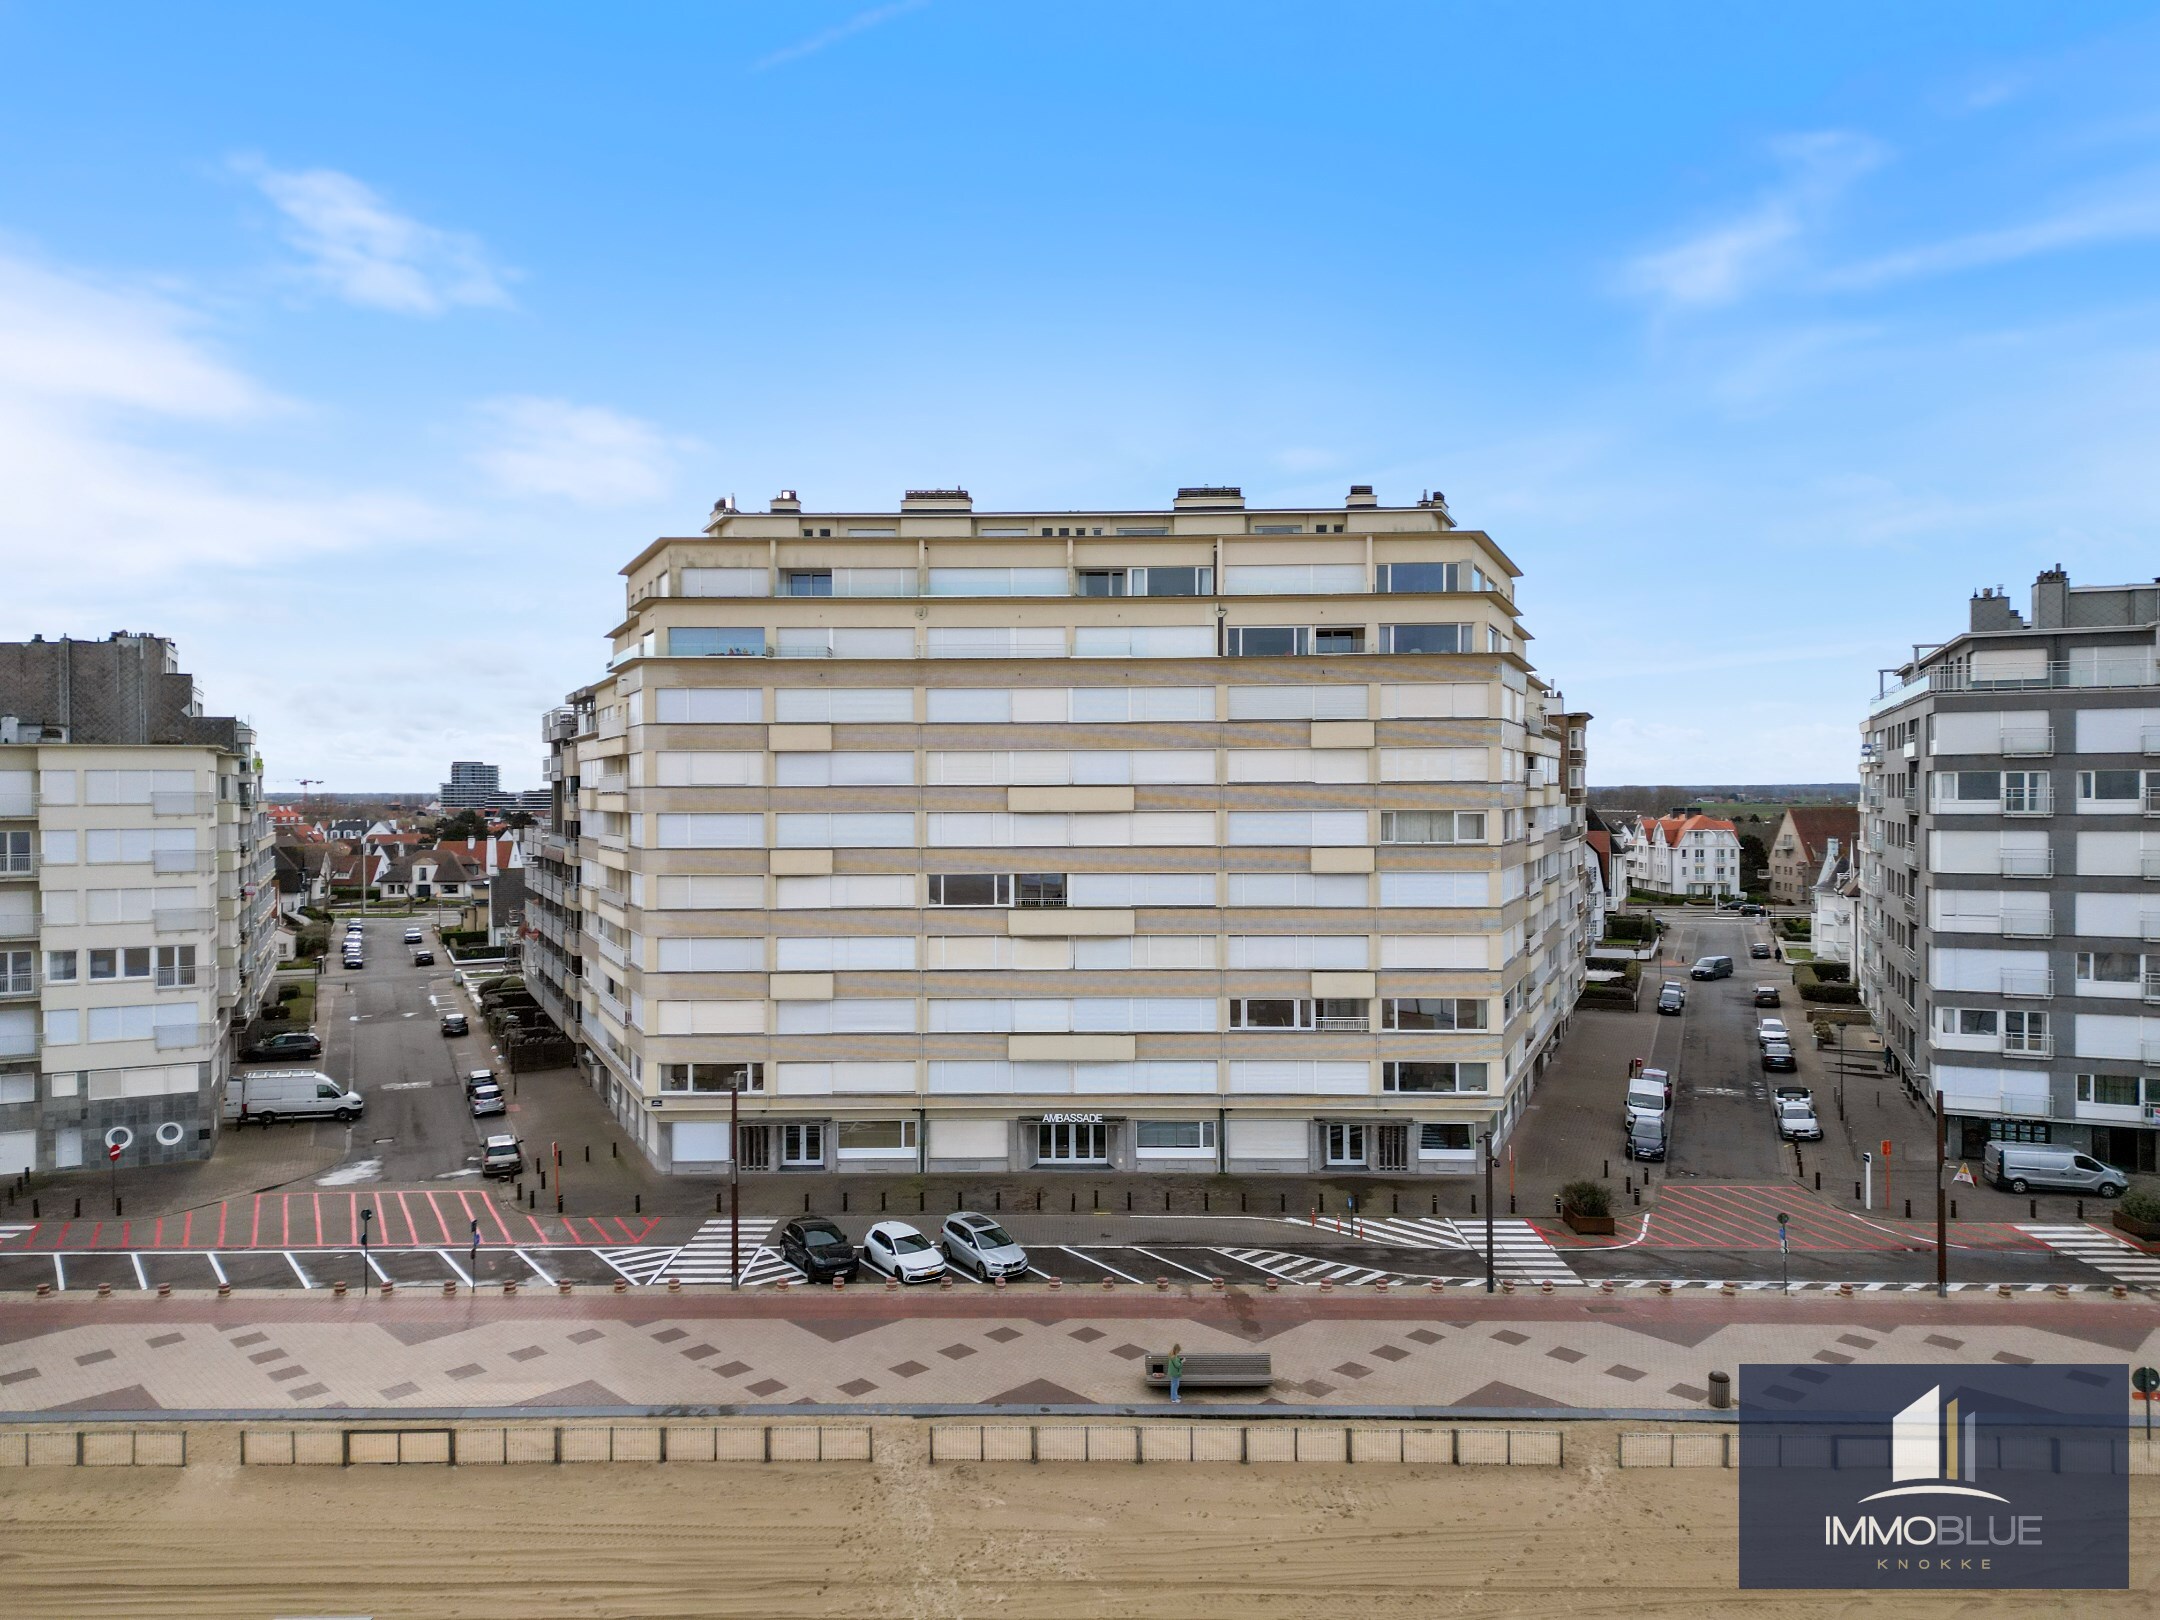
[1707,1371,1731,1409]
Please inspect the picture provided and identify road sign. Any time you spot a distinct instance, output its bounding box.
[1880,1140,1892,1158]
[1776,1212,1790,1253]
[1953,1163,1975,1186]
[2135,1367,2159,1395]
[107,1143,121,1162]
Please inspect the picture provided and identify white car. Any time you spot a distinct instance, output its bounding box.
[860,1220,945,1283]
[941,1211,1029,1279]
[403,928,424,945]
[1757,1018,1789,1048]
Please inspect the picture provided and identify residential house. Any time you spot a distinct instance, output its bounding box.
[1624,810,1744,899]
[1810,836,1859,966]
[1768,805,1861,906]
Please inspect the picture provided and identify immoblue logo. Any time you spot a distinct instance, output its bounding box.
[1739,1364,2127,1589]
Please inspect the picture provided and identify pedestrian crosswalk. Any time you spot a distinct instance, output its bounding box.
[1218,1248,1396,1287]
[1275,1213,1580,1284]
[2016,1223,2160,1288]
[595,1245,678,1286]
[660,1218,780,1285]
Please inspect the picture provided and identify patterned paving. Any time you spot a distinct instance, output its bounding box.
[0,1293,2154,1417]
[0,1196,660,1251]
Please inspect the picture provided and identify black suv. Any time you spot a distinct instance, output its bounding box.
[241,1030,322,1062]
[779,1217,857,1282]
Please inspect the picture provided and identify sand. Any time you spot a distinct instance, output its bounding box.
[0,1424,2152,1619]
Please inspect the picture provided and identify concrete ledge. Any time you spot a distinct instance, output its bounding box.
[1311,969,1377,996]
[927,1424,1565,1465]
[1007,785,1134,813]
[767,724,832,751]
[769,848,832,876]
[1310,847,1374,875]
[769,972,835,1000]
[1007,909,1134,937]
[1007,1034,1137,1062]
[1311,720,1374,749]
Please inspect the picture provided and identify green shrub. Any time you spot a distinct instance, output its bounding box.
[1810,961,1850,983]
[1603,914,1660,941]
[2119,1184,2160,1224]
[1560,1179,1612,1217]
[1794,962,1860,1004]
[1778,917,1812,939]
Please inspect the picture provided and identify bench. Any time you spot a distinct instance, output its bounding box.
[1143,1352,1273,1389]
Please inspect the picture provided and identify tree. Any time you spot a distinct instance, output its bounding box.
[440,809,487,840]
[503,810,536,830]
[1738,832,1769,886]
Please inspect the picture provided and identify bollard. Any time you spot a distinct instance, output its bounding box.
[612,1142,618,1158]
[1838,1282,1853,1298]
[1997,1283,2012,1299]
[1376,1279,1390,1294]
[1951,1199,1957,1220]
[1319,1280,1334,1293]
[1500,1278,1514,1295]
[115,1198,122,1218]
[635,1194,641,1215]
[885,1278,899,1292]
[1657,1280,1672,1297]
[993,1275,1006,1290]
[2052,1283,2069,1298]
[443,1280,458,1298]
[538,1170,545,1190]
[334,1281,348,1297]
[666,1277,680,1293]
[1720,1281,1735,1297]
[1855,1180,1861,1201]
[1625,1176,1632,1195]
[2114,1285,2128,1300]
[217,1283,231,1299]
[1633,1189,1641,1206]
[558,1280,572,1296]
[1265,1278,1279,1292]
[503,1280,517,1296]
[97,1282,111,1299]
[1904,1199,1911,1219]
[939,1276,953,1291]
[1429,1279,1445,1295]
[2029,1199,2037,1219]
[1708,1371,1732,1409]
[36,1283,49,1298]
[1813,1172,1820,1191]
[2077,1200,2085,1220]
[1603,1159,1609,1179]
[1211,1276,1225,1292]
[613,1279,628,1294]
[1471,1193,1477,1214]
[1599,1279,1613,1295]
[1047,1276,1062,1290]
[584,1145,590,1163]
[1101,1277,1114,1291]
[1539,1279,1552,1296]
[157,1282,171,1299]
[1156,1277,1169,1291]
[29,1198,35,1218]
[717,1192,724,1214]
[74,1199,81,1219]
[381,1281,395,1298]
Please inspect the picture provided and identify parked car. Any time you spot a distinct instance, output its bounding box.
[1753,984,1781,1007]
[1655,983,1685,1015]
[412,949,435,966]
[1624,1068,1671,1124]
[1760,1041,1798,1073]
[1983,1142,2127,1197]
[1689,955,1734,980]
[1750,941,1774,960]
[1773,1086,1822,1140]
[403,928,424,945]
[241,1030,322,1062]
[1757,1018,1789,1047]
[779,1217,858,1281]
[859,1220,945,1283]
[469,1082,506,1118]
[441,1011,469,1036]
[480,1134,523,1178]
[341,954,364,970]
[1627,1110,1667,1162]
[1740,903,1765,917]
[941,1212,1030,1279]
[463,1069,497,1098]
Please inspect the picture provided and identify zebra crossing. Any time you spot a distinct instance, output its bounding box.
[1218,1248,1398,1287]
[2016,1223,2160,1289]
[1278,1213,1580,1285]
[660,1218,781,1285]
[594,1245,678,1286]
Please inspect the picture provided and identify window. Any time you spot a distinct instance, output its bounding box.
[837,1119,917,1158]
[1324,1123,1366,1166]
[1377,562,1490,594]
[1222,563,1364,594]
[667,627,765,657]
[659,1062,763,1093]
[1380,810,1486,844]
[0,950,29,995]
[1383,1061,1489,1093]
[2002,771,2050,813]
[1381,998,1488,1031]
[1226,811,1369,846]
[2002,1009,2048,1053]
[45,951,77,984]
[927,873,1009,908]
[775,813,914,848]
[1419,1122,1474,1154]
[0,830,31,874]
[780,1124,824,1166]
[654,687,762,723]
[155,945,196,989]
[1135,1119,1216,1156]
[1223,626,1303,657]
[89,947,152,982]
[1076,569,1128,597]
[655,813,762,848]
[1133,566,1210,597]
[1036,1119,1108,1163]
[772,687,913,723]
[655,751,764,786]
[1229,998,1368,1031]
[1935,769,2001,804]
[679,566,766,597]
[42,830,77,865]
[656,937,766,972]
[775,752,913,787]
[1378,623,1472,654]
[2079,769,2143,802]
[2074,951,2142,986]
[781,569,833,597]
[928,567,1067,597]
[2077,1074,2147,1107]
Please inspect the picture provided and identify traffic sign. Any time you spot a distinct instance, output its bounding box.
[1880,1140,1892,1158]
[107,1143,121,1162]
[2134,1367,2159,1395]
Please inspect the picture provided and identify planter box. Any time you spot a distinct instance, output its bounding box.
[2112,1210,2160,1242]
[1563,1209,1616,1236]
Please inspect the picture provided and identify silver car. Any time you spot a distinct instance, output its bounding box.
[941,1211,1029,1279]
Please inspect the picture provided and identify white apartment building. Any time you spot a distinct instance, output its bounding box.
[0,634,276,1174]
[553,484,1590,1177]
[1623,811,1744,899]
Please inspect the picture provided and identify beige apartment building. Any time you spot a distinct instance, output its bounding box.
[0,634,276,1174]
[549,485,1591,1177]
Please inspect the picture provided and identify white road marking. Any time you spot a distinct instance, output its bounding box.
[661,1218,780,1285]
[284,1251,314,1289]
[1128,1245,1217,1282]
[1060,1246,1143,1284]
[2018,1223,2160,1286]
[130,1252,148,1291]
[438,1248,474,1287]
[52,1253,64,1292]
[514,1247,556,1286]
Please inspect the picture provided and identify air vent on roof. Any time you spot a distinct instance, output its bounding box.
[770,490,802,513]
[901,488,973,512]
[1346,484,1378,508]
[1173,485,1245,510]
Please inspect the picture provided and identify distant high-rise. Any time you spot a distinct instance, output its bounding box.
[440,761,502,810]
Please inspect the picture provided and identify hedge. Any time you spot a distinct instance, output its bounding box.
[1795,962,1861,1004]
[1809,960,1851,983]
[1778,917,1812,939]
[1602,915,1661,941]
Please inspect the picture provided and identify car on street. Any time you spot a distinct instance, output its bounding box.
[403,928,424,945]
[859,1219,946,1283]
[1655,983,1685,1015]
[779,1217,858,1281]
[480,1134,523,1178]
[241,1030,323,1061]
[1750,941,1774,959]
[1689,955,1734,980]
[1627,1111,1667,1161]
[341,954,364,969]
[1773,1086,1822,1140]
[1624,1066,1671,1123]
[463,1068,497,1098]
[1756,1017,1789,1047]
[1740,903,1765,917]
[469,1081,506,1118]
[1983,1142,2127,1197]
[1760,1041,1798,1072]
[412,949,435,965]
[1753,984,1781,1007]
[441,1012,469,1036]
[941,1211,1030,1279]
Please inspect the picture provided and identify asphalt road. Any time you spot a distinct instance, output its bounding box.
[1655,911,1793,1182]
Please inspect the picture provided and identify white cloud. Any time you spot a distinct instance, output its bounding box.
[238,159,512,314]
[755,0,929,72]
[1622,132,1886,309]
[470,395,686,505]
[1822,174,2160,290]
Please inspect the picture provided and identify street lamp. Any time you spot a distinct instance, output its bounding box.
[359,1207,373,1288]
[1482,1130,1496,1294]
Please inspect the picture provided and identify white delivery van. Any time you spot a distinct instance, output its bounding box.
[1624,1073,1668,1123]
[225,1070,364,1126]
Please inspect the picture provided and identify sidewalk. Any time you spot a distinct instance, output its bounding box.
[1,1290,2153,1419]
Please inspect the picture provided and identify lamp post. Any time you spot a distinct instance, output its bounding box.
[359,1207,373,1288]
[1934,1089,1948,1299]
[1482,1130,1496,1294]
[730,1078,742,1291]
[1776,1211,1790,1295]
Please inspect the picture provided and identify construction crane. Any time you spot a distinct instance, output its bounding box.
[294,778,323,812]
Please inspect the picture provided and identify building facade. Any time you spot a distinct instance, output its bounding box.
[1768,805,1860,906]
[522,695,593,1044]
[440,761,502,810]
[1858,568,2160,1172]
[550,484,1588,1178]
[1623,811,1743,899]
[0,633,275,1174]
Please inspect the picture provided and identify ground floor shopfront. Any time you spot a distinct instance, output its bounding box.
[1950,1111,2160,1174]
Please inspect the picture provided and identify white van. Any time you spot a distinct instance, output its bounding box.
[225,1070,365,1126]
[1624,1074,1668,1123]
[1983,1142,2126,1197]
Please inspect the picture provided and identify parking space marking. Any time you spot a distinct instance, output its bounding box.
[283,1251,314,1289]
[513,1247,556,1286]
[1060,1246,1143,1284]
[206,1251,227,1287]
[52,1253,64,1292]
[1128,1245,1217,1282]
[437,1248,474,1287]
[130,1252,147,1291]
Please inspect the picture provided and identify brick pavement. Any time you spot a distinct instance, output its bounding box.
[0,1290,2154,1419]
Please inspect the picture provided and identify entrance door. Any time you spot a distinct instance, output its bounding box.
[1374,1124,1409,1173]
[736,1124,771,1171]
[1324,1122,1367,1167]
[1036,1120,1108,1164]
[0,1130,32,1177]
[53,1128,81,1169]
[780,1123,824,1168]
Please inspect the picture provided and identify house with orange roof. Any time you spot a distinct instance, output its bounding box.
[1623,808,1743,899]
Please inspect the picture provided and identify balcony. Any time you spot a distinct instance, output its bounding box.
[2000,1031,2053,1060]
[1998,908,2053,938]
[1929,653,2159,693]
[1315,1015,1371,1032]
[1998,969,2053,997]
[1938,1083,2050,1119]
[2001,787,2053,817]
[153,1021,216,1051]
[1997,849,2053,879]
[153,969,201,992]
[2143,972,2160,1005]
[2146,787,2160,818]
[0,853,34,882]
[152,791,217,817]
[152,849,213,876]
[1998,727,2053,757]
[0,966,36,1000]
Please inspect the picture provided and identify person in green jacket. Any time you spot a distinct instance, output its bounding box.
[1167,1343,1185,1404]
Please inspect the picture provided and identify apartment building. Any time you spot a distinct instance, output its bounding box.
[0,633,276,1175]
[440,761,501,810]
[555,484,1588,1178]
[1768,805,1860,906]
[1623,811,1744,899]
[1859,567,2160,1172]
[524,694,593,1041]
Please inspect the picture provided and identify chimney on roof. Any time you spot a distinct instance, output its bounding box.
[1173,485,1245,510]
[2032,565,2070,629]
[901,488,973,512]
[1346,484,1378,508]
[769,489,803,513]
[1969,585,2026,633]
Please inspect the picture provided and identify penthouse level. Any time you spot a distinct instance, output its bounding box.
[557,484,1595,1180]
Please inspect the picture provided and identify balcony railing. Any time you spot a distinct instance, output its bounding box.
[2001,788,2053,816]
[0,968,37,1000]
[2145,787,2160,817]
[153,1021,216,1051]
[152,849,213,876]
[1998,969,2053,997]
[1938,1085,2050,1119]
[1998,850,2053,879]
[1998,728,2053,757]
[2001,1032,2053,1059]
[1928,653,2159,693]
[1315,1016,1371,1032]
[2142,972,2160,1005]
[1999,909,2053,938]
[152,791,217,817]
[0,853,35,881]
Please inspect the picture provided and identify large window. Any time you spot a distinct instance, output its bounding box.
[1381,998,1488,1031]
[1378,623,1472,654]
[1377,561,1490,594]
[1037,1119,1108,1163]
[1383,1061,1489,1093]
[2078,769,2144,803]
[780,1124,824,1166]
[1135,1119,1216,1156]
[2077,1074,2156,1107]
[1324,1123,1366,1166]
[659,1062,763,1093]
[667,627,765,657]
[155,945,196,989]
[1380,809,1486,844]
[1229,998,1369,1031]
[837,1119,917,1158]
[1419,1122,1475,1154]
[925,873,1069,908]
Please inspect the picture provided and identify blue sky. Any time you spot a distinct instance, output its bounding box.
[4,3,2159,791]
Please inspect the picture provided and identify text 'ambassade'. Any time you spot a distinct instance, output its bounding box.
[524,485,1600,1176]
